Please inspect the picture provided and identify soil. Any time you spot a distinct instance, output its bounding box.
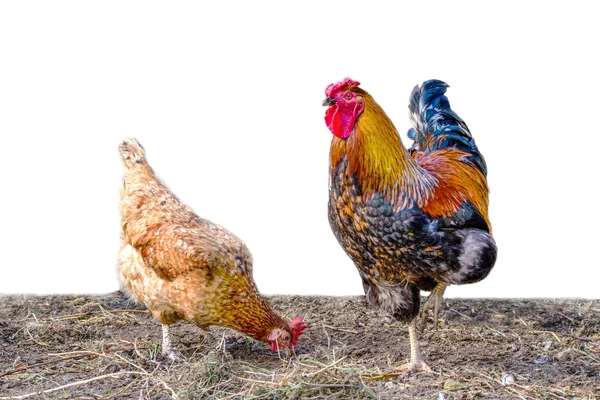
[1,292,598,399]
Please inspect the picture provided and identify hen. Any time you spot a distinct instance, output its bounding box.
[323,79,497,371]
[118,138,306,359]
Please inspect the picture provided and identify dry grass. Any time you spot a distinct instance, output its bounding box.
[0,336,380,399]
[1,293,599,399]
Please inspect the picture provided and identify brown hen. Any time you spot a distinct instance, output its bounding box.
[118,138,305,360]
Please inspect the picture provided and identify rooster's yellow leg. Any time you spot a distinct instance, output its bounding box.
[396,319,432,372]
[420,282,448,332]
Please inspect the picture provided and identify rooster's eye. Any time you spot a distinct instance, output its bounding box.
[345,93,353,100]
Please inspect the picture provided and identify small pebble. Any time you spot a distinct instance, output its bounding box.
[443,379,462,391]
[555,348,573,361]
[501,372,515,386]
[384,381,397,390]
[533,357,550,365]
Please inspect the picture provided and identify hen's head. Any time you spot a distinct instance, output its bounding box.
[323,78,365,139]
[119,138,147,169]
[267,315,307,352]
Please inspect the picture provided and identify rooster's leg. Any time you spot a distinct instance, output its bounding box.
[161,324,184,361]
[396,319,432,372]
[420,282,448,332]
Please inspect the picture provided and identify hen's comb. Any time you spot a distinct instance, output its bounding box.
[325,77,361,97]
[289,315,307,346]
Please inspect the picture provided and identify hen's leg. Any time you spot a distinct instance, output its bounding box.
[161,324,184,361]
[420,282,448,332]
[396,319,432,372]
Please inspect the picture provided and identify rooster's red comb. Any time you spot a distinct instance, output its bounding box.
[325,77,361,97]
[289,315,307,347]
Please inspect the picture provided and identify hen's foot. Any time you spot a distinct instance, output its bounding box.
[161,324,185,361]
[420,283,448,332]
[161,346,184,361]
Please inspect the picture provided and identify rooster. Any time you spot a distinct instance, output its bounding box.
[118,138,306,360]
[323,78,497,371]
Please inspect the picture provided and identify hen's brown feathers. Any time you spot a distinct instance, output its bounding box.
[118,138,291,345]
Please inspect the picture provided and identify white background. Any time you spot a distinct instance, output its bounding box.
[1,2,598,298]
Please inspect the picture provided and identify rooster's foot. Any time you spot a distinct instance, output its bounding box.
[420,282,448,332]
[400,319,433,373]
[395,359,432,373]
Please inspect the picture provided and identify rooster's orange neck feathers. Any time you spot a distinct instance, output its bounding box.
[330,93,435,208]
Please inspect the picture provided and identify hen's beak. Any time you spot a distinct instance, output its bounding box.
[322,97,335,106]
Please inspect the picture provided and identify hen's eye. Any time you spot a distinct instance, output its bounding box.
[345,93,352,99]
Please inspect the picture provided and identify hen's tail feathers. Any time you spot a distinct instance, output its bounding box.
[407,80,487,176]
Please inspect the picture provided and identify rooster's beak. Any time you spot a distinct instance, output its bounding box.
[322,97,335,106]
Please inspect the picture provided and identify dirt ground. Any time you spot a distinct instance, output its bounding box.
[0,293,598,400]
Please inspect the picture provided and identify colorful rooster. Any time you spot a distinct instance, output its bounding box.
[323,78,497,371]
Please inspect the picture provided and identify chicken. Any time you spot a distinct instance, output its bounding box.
[323,78,497,372]
[118,138,306,360]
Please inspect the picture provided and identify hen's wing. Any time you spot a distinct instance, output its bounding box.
[127,222,248,281]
